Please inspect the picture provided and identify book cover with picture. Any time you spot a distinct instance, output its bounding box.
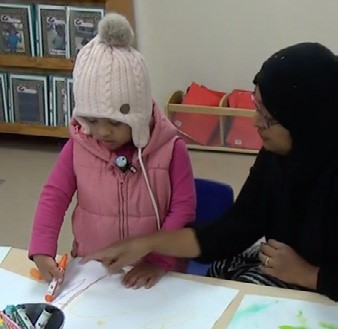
[51,76,68,126]
[67,78,75,124]
[66,6,104,58]
[9,74,49,125]
[0,73,8,122]
[36,5,67,58]
[0,4,34,56]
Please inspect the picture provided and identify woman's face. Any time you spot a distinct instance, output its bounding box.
[252,87,292,155]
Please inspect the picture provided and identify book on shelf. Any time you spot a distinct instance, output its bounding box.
[9,73,49,125]
[67,6,105,58]
[0,3,35,56]
[50,75,68,127]
[36,5,67,58]
[66,78,74,125]
[0,72,8,122]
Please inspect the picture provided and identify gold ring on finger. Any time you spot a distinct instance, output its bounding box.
[264,256,270,267]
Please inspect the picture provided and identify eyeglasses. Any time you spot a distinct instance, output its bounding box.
[251,93,279,129]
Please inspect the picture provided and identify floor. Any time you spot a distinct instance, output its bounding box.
[0,134,256,255]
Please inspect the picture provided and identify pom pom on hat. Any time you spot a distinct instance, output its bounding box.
[98,12,134,47]
[72,13,153,148]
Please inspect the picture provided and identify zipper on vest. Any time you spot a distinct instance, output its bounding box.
[119,175,125,239]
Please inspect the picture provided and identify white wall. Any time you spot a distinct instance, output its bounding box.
[133,0,338,109]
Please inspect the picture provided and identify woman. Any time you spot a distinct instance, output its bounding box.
[83,42,338,301]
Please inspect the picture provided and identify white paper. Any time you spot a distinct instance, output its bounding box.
[0,246,11,264]
[0,259,108,309]
[62,273,238,329]
[0,268,46,308]
[228,294,338,329]
[0,259,238,329]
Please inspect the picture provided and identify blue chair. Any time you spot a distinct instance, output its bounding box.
[186,178,234,276]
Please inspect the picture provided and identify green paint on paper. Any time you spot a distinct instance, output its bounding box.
[230,300,338,329]
[296,310,307,327]
[278,309,338,329]
[278,321,338,329]
[318,322,338,329]
[230,302,275,326]
[278,326,307,329]
[278,310,307,329]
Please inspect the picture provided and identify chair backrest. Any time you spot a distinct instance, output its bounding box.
[187,178,234,276]
[195,178,234,224]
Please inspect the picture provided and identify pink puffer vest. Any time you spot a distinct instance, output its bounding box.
[70,105,178,259]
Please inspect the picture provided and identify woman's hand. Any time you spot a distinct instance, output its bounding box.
[81,236,152,273]
[259,239,319,289]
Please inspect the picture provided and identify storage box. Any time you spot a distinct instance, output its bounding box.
[166,90,260,154]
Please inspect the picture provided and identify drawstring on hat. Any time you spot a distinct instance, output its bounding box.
[138,148,161,231]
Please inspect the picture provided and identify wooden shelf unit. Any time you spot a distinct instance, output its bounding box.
[166,91,259,155]
[0,122,69,138]
[0,55,74,71]
[0,0,135,139]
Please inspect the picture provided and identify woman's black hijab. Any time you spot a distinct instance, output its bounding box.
[253,43,338,264]
[254,42,338,162]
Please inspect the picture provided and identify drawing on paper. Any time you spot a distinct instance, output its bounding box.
[228,294,338,329]
[43,258,239,328]
[0,260,238,329]
[61,274,238,329]
[142,310,198,329]
[68,282,166,318]
[52,258,108,309]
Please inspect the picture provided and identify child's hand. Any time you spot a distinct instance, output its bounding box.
[33,255,62,282]
[122,261,166,289]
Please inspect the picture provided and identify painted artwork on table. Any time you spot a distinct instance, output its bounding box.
[228,294,338,329]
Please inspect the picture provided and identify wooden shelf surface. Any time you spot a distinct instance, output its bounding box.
[0,55,74,71]
[167,104,255,118]
[5,0,105,4]
[0,123,69,138]
[187,144,259,154]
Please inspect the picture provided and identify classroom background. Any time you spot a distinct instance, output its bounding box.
[1,0,337,256]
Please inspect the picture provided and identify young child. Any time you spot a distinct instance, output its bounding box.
[6,26,22,53]
[29,13,196,289]
[52,25,66,51]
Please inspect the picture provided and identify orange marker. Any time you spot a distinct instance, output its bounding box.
[44,254,68,303]
[30,267,43,281]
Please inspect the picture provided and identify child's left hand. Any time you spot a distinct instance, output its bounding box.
[122,260,166,289]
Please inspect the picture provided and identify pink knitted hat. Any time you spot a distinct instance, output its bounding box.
[72,13,152,148]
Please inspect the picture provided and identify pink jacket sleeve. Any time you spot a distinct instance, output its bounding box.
[145,138,196,271]
[28,139,77,259]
